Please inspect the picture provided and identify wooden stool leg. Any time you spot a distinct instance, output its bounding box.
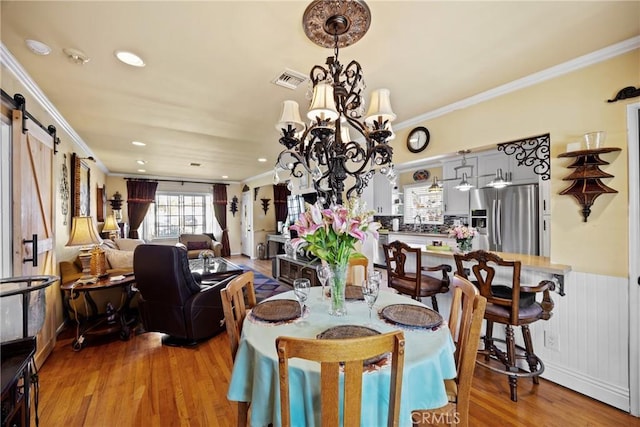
[431,295,439,313]
[484,320,494,361]
[505,325,518,402]
[237,401,249,427]
[521,325,540,385]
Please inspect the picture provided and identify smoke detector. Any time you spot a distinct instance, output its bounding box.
[272,68,308,90]
[62,47,90,65]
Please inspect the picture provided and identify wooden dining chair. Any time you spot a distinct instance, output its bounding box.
[454,250,555,402]
[346,253,368,285]
[412,275,487,427]
[221,271,256,427]
[383,240,451,312]
[276,331,405,427]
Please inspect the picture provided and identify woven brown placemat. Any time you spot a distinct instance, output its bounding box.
[251,299,301,322]
[381,304,443,329]
[317,325,385,365]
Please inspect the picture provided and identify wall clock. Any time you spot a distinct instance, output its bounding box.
[407,126,430,153]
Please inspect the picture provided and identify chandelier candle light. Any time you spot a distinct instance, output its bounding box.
[275,0,397,205]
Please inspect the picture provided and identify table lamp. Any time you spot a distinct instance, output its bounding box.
[66,216,104,280]
[101,214,120,240]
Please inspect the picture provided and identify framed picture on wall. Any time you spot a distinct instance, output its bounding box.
[96,185,106,222]
[71,153,90,217]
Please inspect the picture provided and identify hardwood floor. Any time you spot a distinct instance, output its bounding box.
[34,255,638,426]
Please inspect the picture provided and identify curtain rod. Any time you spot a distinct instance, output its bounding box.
[125,177,228,186]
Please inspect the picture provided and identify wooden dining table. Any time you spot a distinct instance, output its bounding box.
[227,287,456,426]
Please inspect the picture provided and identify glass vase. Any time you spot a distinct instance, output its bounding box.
[328,263,348,316]
[457,238,473,253]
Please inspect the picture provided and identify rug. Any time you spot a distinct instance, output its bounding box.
[237,265,290,302]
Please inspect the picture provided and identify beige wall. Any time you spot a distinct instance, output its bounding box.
[391,51,638,277]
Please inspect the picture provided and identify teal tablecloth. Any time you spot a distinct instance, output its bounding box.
[227,287,456,427]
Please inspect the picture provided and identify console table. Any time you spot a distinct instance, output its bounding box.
[266,234,289,259]
[273,255,320,287]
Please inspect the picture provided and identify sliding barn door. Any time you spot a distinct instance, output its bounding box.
[11,108,58,367]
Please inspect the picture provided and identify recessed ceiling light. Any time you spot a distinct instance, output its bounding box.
[62,47,90,65]
[222,175,229,179]
[136,160,146,165]
[25,39,51,56]
[137,169,146,173]
[114,50,145,67]
[258,158,267,162]
[131,141,146,146]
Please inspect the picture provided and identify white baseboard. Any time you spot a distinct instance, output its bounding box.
[542,360,630,412]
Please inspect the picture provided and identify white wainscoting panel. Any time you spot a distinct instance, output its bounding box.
[412,257,631,411]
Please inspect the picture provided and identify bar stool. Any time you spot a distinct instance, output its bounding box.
[454,250,555,401]
[383,240,451,312]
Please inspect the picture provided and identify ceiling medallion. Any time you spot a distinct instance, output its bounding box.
[302,0,371,49]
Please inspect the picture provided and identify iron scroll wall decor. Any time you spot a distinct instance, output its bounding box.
[497,133,550,181]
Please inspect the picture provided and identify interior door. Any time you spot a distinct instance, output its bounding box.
[241,190,253,257]
[11,108,58,367]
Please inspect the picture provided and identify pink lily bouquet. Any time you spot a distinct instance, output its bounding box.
[290,199,380,266]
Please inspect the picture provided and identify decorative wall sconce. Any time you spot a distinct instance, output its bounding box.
[108,191,123,222]
[261,198,271,215]
[230,196,239,217]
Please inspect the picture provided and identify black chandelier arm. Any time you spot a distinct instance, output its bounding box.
[497,133,550,181]
[341,60,364,115]
[310,64,330,86]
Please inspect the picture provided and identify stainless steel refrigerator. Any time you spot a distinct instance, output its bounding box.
[469,184,539,255]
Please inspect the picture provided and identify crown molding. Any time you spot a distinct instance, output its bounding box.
[1,43,108,173]
[394,36,640,131]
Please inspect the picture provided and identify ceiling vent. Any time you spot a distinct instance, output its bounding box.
[190,162,201,167]
[272,68,308,90]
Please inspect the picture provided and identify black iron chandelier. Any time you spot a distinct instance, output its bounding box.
[274,0,396,205]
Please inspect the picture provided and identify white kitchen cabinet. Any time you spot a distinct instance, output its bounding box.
[508,155,538,185]
[540,214,551,257]
[360,172,401,215]
[477,152,507,188]
[443,157,476,216]
[539,178,551,215]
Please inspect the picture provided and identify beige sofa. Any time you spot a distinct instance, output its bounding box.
[178,234,223,259]
[59,238,144,285]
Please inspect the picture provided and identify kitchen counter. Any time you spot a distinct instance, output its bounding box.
[414,245,571,276]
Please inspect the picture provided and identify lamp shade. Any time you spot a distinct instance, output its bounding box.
[364,88,396,126]
[66,216,103,247]
[455,173,474,192]
[276,100,305,133]
[307,82,339,122]
[102,214,120,233]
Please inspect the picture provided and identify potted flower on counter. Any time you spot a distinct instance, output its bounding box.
[447,224,477,253]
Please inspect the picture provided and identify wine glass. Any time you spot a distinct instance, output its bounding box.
[362,273,380,324]
[293,278,311,314]
[316,264,330,301]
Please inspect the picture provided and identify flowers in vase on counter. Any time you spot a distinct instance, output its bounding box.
[289,199,380,265]
[447,224,477,240]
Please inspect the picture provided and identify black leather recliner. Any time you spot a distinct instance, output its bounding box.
[133,244,228,346]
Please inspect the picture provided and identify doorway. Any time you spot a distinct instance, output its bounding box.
[628,102,640,416]
[241,190,253,258]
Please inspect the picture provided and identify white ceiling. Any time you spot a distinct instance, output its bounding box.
[2,1,639,183]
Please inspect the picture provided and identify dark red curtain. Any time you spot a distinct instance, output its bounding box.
[213,184,231,257]
[273,183,290,223]
[126,180,158,239]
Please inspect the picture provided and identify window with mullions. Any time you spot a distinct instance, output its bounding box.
[149,192,212,238]
[404,183,444,224]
